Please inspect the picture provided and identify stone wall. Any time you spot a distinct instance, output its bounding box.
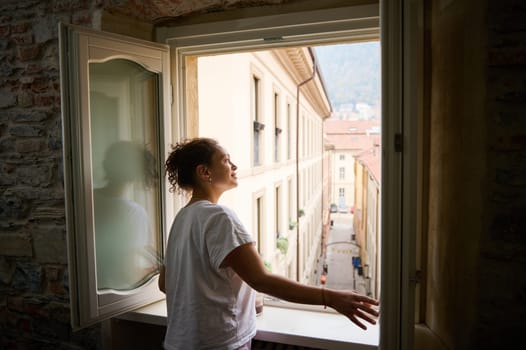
[0,1,103,348]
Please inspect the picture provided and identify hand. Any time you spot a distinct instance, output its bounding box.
[327,289,379,330]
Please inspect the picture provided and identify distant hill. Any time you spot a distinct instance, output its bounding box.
[313,42,380,111]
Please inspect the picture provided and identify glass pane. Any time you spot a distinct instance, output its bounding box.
[89,59,161,291]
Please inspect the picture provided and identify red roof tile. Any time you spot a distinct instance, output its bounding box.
[324,119,380,134]
[325,134,378,155]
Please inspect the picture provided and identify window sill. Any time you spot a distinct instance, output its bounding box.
[117,300,379,350]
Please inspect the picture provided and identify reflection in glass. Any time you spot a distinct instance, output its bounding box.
[89,59,161,291]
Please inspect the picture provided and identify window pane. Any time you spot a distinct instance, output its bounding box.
[254,130,260,166]
[194,43,380,294]
[89,59,161,291]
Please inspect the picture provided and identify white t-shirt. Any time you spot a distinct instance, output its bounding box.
[163,200,256,350]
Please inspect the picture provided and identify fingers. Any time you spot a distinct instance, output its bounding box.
[352,293,380,317]
[349,314,367,330]
[353,293,379,306]
[347,306,377,330]
[347,293,380,330]
[354,308,377,325]
[331,289,380,329]
[354,301,379,317]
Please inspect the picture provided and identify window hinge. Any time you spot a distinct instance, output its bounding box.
[264,36,284,42]
[409,270,422,284]
[394,133,403,153]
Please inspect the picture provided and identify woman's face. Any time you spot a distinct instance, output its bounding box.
[208,145,238,191]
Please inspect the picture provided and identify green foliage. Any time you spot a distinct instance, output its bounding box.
[263,260,272,272]
[276,237,289,255]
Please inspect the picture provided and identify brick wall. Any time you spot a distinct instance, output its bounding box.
[0,1,104,348]
[474,0,526,348]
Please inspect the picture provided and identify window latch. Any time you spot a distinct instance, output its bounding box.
[409,270,422,284]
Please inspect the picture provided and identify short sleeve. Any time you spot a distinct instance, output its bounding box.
[204,206,254,270]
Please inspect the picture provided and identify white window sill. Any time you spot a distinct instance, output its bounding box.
[117,299,379,350]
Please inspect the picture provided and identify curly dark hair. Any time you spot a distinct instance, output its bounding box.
[165,138,219,192]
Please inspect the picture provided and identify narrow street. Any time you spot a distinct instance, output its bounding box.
[320,212,368,295]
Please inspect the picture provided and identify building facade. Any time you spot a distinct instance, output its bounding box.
[353,145,381,298]
[195,48,331,284]
[324,119,380,212]
[324,119,380,297]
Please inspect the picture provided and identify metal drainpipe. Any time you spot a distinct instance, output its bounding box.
[295,58,317,282]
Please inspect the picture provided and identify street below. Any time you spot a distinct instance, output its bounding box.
[320,212,368,295]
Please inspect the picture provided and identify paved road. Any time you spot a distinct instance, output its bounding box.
[321,213,367,295]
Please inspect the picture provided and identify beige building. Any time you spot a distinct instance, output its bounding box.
[195,48,331,284]
[324,119,381,297]
[324,119,380,211]
[354,145,381,298]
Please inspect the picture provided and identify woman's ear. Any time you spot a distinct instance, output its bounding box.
[195,164,210,182]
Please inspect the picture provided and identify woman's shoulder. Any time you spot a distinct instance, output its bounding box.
[198,201,235,217]
[189,201,242,224]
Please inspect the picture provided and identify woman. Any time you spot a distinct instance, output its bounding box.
[159,138,379,350]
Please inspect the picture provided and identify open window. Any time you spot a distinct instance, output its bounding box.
[59,1,423,348]
[157,2,421,348]
[59,24,173,329]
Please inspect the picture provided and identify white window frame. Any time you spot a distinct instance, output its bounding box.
[253,191,266,256]
[275,183,282,237]
[286,99,293,161]
[273,88,281,163]
[251,71,264,167]
[59,23,174,329]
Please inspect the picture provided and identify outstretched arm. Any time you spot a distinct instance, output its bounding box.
[221,243,379,330]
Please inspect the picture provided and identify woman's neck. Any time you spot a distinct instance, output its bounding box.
[188,187,219,205]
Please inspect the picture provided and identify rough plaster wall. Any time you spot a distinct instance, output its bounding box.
[103,0,288,23]
[427,0,486,348]
[426,0,486,348]
[102,0,372,24]
[427,0,526,349]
